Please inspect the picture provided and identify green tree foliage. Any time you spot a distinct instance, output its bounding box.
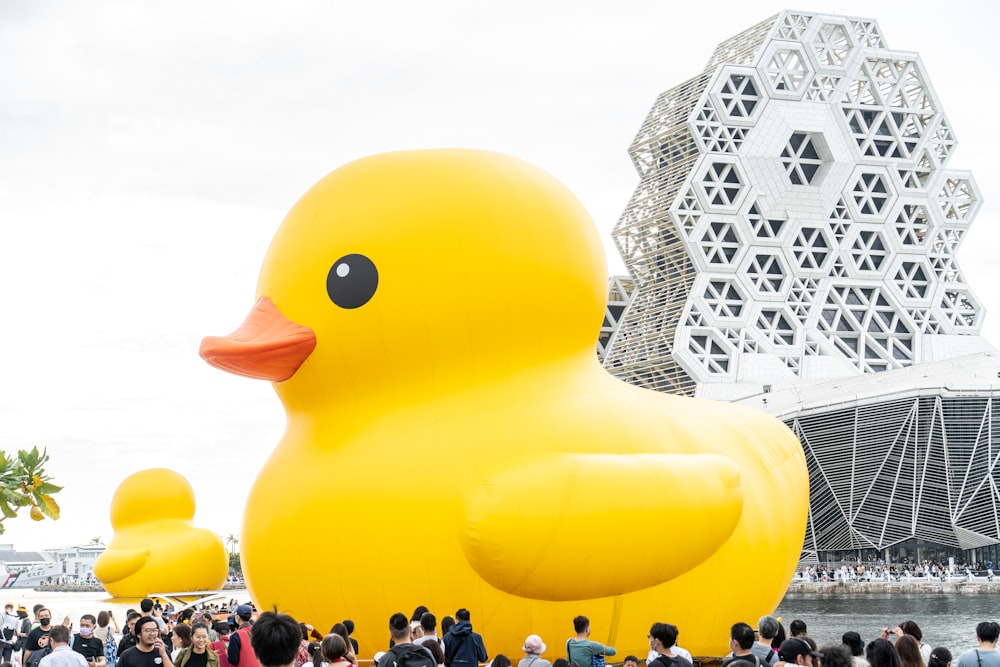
[0,447,61,533]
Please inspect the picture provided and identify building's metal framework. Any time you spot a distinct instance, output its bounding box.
[603,10,983,402]
[601,10,1000,558]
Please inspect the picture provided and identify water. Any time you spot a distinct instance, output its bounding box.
[776,593,990,655]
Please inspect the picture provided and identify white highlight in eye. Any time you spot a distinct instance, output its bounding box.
[336,263,350,277]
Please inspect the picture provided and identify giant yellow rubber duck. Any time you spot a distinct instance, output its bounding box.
[200,150,808,656]
[94,468,228,598]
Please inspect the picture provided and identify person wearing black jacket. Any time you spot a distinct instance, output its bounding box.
[443,610,487,667]
[117,613,142,658]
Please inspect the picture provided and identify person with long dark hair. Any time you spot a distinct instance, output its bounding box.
[928,647,952,667]
[866,639,900,667]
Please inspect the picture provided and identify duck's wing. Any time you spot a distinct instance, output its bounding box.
[459,452,742,600]
[93,548,152,584]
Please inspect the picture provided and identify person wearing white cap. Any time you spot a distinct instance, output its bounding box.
[519,636,551,667]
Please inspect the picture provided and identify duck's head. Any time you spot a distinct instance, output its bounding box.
[110,468,196,529]
[201,149,607,405]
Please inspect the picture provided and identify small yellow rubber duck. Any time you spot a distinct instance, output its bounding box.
[94,468,228,598]
[200,150,808,655]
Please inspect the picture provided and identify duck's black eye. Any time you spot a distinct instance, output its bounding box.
[326,254,378,309]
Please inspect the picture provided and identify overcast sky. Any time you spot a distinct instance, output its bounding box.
[2,0,998,551]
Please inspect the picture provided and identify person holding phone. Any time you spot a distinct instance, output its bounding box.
[118,617,175,667]
[72,615,107,667]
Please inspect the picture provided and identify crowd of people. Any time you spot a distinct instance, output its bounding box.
[798,559,998,583]
[0,599,995,667]
[712,617,990,667]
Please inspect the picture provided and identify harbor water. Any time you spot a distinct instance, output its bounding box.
[775,592,990,655]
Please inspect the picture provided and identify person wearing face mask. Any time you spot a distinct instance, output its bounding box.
[25,608,55,664]
[72,615,107,667]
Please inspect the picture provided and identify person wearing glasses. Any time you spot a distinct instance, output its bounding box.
[117,617,175,667]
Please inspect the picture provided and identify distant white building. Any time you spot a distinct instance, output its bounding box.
[0,543,104,588]
[600,10,1000,563]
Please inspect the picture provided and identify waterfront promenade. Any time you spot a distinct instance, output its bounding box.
[787,573,1000,594]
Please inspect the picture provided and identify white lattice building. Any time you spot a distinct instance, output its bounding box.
[600,11,1000,558]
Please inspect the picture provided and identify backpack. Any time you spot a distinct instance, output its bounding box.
[566,640,605,667]
[388,644,437,667]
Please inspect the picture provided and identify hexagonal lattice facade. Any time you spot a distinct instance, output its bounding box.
[602,10,985,399]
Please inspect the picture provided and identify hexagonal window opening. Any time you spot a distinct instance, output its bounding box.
[703,279,746,319]
[850,229,888,272]
[747,252,787,294]
[699,161,744,209]
[719,73,761,119]
[698,220,742,266]
[851,171,891,216]
[813,22,852,68]
[766,47,810,94]
[781,131,830,186]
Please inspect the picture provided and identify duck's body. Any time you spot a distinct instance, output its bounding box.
[94,468,228,598]
[201,150,808,656]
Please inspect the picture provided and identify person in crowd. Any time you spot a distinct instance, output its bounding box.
[118,616,175,667]
[490,657,511,667]
[550,660,567,667]
[622,657,638,667]
[377,614,435,667]
[772,624,787,653]
[865,639,900,667]
[755,618,779,666]
[789,623,808,639]
[818,645,853,667]
[413,614,444,664]
[646,624,690,666]
[896,636,923,667]
[18,606,33,656]
[723,623,760,667]
[117,615,141,659]
[174,623,219,667]
[647,623,691,667]
[956,622,1000,667]
[41,625,88,667]
[778,639,822,667]
[138,603,165,636]
[315,635,352,667]
[226,605,255,667]
[842,632,869,667]
[566,617,614,667]
[340,622,357,657]
[929,648,952,667]
[95,612,120,667]
[518,636,550,667]
[26,634,52,667]
[210,623,231,663]
[294,625,312,667]
[172,625,192,663]
[328,625,356,665]
[2,603,20,663]
[440,620,454,643]
[250,612,302,667]
[72,615,106,667]
[25,608,55,664]
[885,622,931,666]
[443,610,486,667]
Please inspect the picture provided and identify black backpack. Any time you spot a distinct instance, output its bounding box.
[388,644,438,667]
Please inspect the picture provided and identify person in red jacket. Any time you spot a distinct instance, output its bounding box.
[227,606,257,667]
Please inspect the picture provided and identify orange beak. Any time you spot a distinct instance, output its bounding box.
[200,297,317,382]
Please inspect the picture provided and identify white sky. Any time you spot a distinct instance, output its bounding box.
[1,0,999,551]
